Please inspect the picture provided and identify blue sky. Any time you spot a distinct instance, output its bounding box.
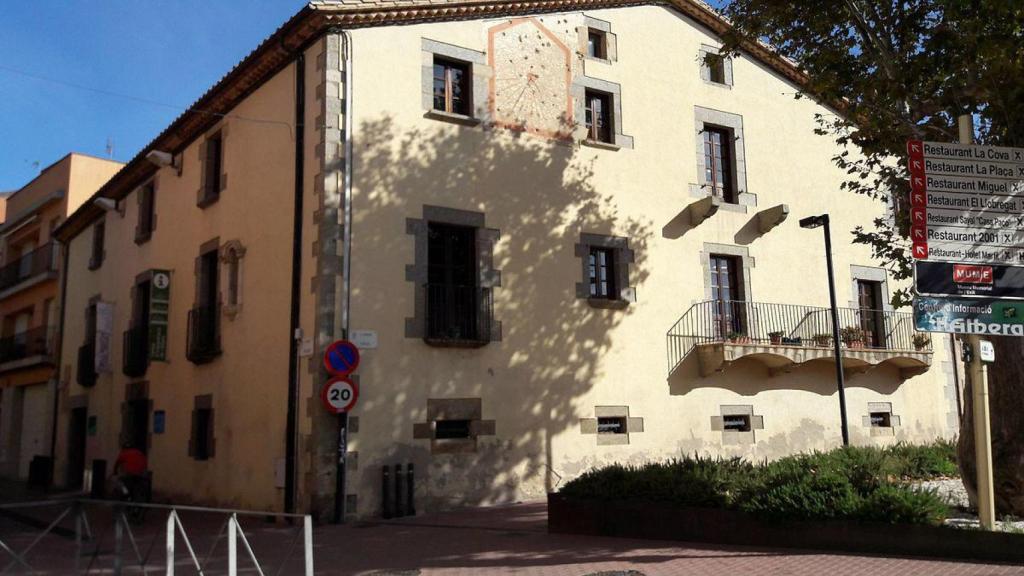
[0,1,306,191]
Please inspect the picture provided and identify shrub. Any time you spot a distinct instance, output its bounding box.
[885,440,959,479]
[858,485,948,526]
[738,463,861,520]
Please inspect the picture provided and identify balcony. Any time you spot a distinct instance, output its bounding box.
[187,304,221,364]
[0,326,55,369]
[77,343,97,388]
[424,284,494,348]
[122,326,149,378]
[0,243,57,297]
[667,301,932,379]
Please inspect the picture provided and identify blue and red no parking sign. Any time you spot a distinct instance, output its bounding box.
[324,340,360,377]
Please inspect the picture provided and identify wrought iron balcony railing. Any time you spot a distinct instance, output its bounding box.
[122,326,149,378]
[0,243,57,292]
[187,304,222,364]
[0,326,55,365]
[77,343,97,388]
[667,300,929,375]
[424,284,494,347]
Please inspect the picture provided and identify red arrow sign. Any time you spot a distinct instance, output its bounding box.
[912,242,929,259]
[911,191,926,206]
[911,226,927,241]
[910,175,925,192]
[907,140,922,155]
[911,207,927,224]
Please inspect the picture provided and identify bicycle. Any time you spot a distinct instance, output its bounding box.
[112,473,151,525]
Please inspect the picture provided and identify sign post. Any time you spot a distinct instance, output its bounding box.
[323,340,361,525]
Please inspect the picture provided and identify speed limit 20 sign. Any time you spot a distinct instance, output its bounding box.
[321,377,359,414]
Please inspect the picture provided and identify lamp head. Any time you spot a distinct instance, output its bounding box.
[799,214,828,229]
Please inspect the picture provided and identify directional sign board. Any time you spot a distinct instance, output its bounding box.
[914,296,1024,336]
[321,377,359,414]
[907,140,1024,264]
[915,261,1024,300]
[324,340,360,377]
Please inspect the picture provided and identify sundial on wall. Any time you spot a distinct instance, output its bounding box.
[488,17,574,140]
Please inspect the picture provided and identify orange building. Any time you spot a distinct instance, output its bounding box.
[0,154,121,483]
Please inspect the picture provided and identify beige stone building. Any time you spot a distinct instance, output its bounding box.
[0,153,122,483]
[53,0,959,519]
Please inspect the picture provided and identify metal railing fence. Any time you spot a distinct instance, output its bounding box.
[0,243,56,292]
[667,300,929,375]
[0,327,55,365]
[0,499,313,575]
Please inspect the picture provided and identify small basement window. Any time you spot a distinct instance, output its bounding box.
[597,416,626,435]
[870,412,892,428]
[435,419,471,440]
[723,414,751,432]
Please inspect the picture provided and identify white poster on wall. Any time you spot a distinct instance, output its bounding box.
[95,301,113,373]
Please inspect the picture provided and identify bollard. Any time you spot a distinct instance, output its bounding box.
[394,464,405,517]
[381,466,392,519]
[406,463,416,516]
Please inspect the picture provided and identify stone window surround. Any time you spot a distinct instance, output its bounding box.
[863,401,901,437]
[412,398,496,454]
[404,205,502,342]
[699,44,734,88]
[196,124,229,208]
[577,16,618,64]
[421,38,490,126]
[572,76,634,149]
[691,107,754,210]
[574,233,636,309]
[134,177,158,245]
[219,240,247,320]
[710,404,764,445]
[848,265,892,311]
[700,243,755,303]
[579,405,644,446]
[189,393,216,460]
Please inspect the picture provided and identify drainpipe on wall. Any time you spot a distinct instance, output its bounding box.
[285,52,306,515]
[47,239,70,485]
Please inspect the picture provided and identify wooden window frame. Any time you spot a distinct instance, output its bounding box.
[135,182,156,244]
[588,246,617,300]
[88,221,105,271]
[198,131,225,208]
[587,29,607,60]
[432,57,471,117]
[703,126,736,203]
[584,89,613,144]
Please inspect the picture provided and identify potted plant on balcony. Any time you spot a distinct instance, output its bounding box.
[726,331,752,344]
[841,326,865,349]
[812,333,832,347]
[912,332,931,351]
[768,331,785,345]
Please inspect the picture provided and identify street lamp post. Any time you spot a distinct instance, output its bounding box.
[799,214,850,447]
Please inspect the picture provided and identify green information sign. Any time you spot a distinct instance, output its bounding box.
[914,296,1024,336]
[149,270,171,361]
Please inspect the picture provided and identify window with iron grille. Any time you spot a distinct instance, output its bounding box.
[597,416,626,435]
[433,57,471,116]
[703,127,736,202]
[136,183,156,244]
[870,412,892,428]
[89,221,105,270]
[435,419,471,440]
[588,247,617,299]
[425,222,490,345]
[585,90,613,143]
[723,414,751,432]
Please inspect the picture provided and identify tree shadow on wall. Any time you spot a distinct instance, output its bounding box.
[348,115,651,514]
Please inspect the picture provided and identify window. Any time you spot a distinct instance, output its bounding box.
[585,90,613,143]
[703,127,735,202]
[190,395,215,461]
[89,221,105,270]
[857,280,886,348]
[723,414,751,432]
[199,132,223,207]
[188,244,222,363]
[136,183,155,243]
[432,57,470,116]
[77,303,98,387]
[710,254,744,337]
[587,29,607,59]
[425,222,490,344]
[870,412,892,428]
[435,419,471,440]
[597,416,626,435]
[706,53,726,84]
[588,247,616,299]
[123,280,150,378]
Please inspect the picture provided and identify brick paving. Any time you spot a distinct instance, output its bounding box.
[1,500,1023,574]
